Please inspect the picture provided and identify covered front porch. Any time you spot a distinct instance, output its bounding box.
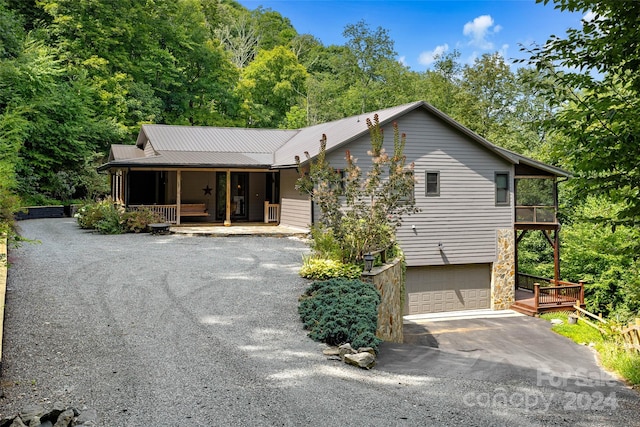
[110,168,282,225]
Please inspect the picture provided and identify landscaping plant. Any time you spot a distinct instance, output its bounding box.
[75,199,161,234]
[298,278,382,352]
[296,114,417,265]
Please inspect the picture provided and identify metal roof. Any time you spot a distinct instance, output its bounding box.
[100,101,571,178]
[273,101,426,167]
[137,124,295,153]
[109,144,145,162]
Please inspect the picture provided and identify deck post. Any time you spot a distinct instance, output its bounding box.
[579,280,585,305]
[534,283,540,311]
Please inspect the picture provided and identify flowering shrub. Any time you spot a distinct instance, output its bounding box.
[296,114,417,264]
[75,199,161,234]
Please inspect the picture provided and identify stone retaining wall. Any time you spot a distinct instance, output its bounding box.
[361,258,404,343]
[15,205,66,220]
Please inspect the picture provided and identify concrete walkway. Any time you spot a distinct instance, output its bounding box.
[170,223,309,237]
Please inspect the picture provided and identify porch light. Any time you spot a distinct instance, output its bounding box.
[364,253,375,272]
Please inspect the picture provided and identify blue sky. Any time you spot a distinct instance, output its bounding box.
[236,0,586,71]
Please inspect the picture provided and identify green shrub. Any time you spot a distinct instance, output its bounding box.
[298,278,382,352]
[76,199,110,229]
[299,256,362,280]
[309,225,344,260]
[76,199,125,234]
[123,208,162,233]
[94,205,125,234]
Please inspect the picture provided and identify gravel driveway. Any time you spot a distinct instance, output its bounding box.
[1,218,639,426]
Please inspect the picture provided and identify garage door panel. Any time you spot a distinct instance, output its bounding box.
[405,264,491,315]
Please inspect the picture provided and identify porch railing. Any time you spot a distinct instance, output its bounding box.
[515,205,557,223]
[533,282,585,311]
[517,272,579,291]
[129,204,177,224]
[264,201,280,223]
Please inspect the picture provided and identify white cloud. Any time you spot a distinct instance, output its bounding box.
[582,10,597,23]
[418,43,449,66]
[398,55,407,66]
[463,15,500,50]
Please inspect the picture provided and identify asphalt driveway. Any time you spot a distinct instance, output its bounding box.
[1,219,639,426]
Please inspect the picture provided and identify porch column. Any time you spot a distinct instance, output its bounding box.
[224,169,231,226]
[176,170,182,225]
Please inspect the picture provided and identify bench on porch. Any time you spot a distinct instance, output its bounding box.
[180,203,208,217]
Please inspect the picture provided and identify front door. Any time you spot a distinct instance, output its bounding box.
[216,172,249,221]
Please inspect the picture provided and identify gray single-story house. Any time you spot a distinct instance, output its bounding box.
[99,101,570,315]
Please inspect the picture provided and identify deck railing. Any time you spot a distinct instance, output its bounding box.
[128,204,177,224]
[515,205,557,223]
[264,201,280,223]
[517,272,580,291]
[532,281,585,311]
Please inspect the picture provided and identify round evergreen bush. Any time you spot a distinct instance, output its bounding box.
[298,278,382,352]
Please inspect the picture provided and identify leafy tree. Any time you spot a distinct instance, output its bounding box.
[237,45,308,127]
[296,115,417,262]
[342,20,398,114]
[251,7,297,51]
[525,0,640,226]
[0,0,24,58]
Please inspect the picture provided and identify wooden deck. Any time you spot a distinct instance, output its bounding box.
[511,274,585,316]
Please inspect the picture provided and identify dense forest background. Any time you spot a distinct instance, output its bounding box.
[0,0,638,320]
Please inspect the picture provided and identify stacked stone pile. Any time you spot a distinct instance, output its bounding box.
[0,404,97,427]
[323,343,377,369]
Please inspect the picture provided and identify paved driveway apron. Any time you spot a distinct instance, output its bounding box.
[2,219,639,426]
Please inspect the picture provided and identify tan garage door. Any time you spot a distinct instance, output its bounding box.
[405,264,491,315]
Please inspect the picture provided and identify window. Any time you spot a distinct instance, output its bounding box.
[425,171,440,196]
[495,172,510,205]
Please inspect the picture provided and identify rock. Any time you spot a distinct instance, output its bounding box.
[53,409,74,427]
[38,422,53,427]
[322,346,340,356]
[24,417,41,427]
[326,355,342,361]
[357,347,376,355]
[338,343,356,360]
[19,405,45,421]
[75,408,98,426]
[550,318,563,325]
[9,417,27,427]
[40,403,64,425]
[344,352,376,369]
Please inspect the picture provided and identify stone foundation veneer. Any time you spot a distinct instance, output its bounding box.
[491,229,515,310]
[361,258,404,343]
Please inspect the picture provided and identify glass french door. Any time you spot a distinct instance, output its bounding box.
[216,172,249,221]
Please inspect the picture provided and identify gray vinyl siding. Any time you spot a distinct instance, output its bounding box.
[324,109,513,267]
[279,168,311,229]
